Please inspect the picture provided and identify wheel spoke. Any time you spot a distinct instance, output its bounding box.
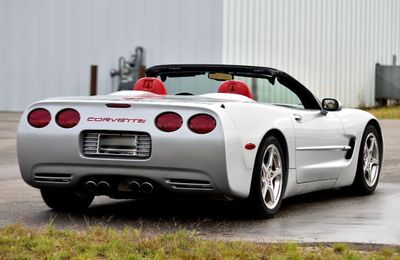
[262,163,268,176]
[267,184,275,203]
[261,181,268,199]
[363,158,369,172]
[365,166,372,183]
[371,157,379,166]
[369,166,374,183]
[266,149,274,168]
[370,166,377,182]
[368,137,375,152]
[363,148,368,161]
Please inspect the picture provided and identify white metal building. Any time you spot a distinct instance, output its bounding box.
[1,0,399,111]
[223,0,400,108]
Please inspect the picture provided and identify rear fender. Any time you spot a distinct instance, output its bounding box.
[222,103,295,170]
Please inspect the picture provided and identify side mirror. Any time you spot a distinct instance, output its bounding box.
[321,98,342,112]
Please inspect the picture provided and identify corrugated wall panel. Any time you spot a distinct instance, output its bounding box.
[223,0,400,107]
[0,0,223,111]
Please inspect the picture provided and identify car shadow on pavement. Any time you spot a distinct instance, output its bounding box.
[36,187,365,231]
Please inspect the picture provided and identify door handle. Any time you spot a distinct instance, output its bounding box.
[293,114,302,122]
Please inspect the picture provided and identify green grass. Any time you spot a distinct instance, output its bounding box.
[1,224,399,259]
[363,105,400,119]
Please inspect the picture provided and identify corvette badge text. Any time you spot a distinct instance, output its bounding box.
[87,117,146,123]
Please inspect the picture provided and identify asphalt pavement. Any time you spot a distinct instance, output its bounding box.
[1,112,399,244]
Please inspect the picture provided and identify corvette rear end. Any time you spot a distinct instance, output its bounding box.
[17,94,253,203]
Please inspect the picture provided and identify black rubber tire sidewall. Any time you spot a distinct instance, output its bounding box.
[40,189,94,212]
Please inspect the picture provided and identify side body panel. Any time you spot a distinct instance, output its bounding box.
[291,110,346,183]
[284,109,378,197]
[224,105,366,199]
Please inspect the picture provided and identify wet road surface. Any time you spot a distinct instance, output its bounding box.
[1,112,399,244]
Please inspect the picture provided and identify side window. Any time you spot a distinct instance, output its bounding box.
[257,78,303,108]
[236,77,304,108]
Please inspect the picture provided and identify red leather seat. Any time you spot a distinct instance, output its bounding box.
[218,80,253,99]
[133,77,167,95]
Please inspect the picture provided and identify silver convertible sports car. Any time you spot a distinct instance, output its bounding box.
[17,64,383,217]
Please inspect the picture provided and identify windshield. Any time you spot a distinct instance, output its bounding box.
[157,73,304,109]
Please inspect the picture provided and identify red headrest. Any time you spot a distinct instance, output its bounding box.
[218,80,253,99]
[133,77,167,95]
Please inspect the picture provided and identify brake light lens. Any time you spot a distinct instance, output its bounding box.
[56,109,80,128]
[155,112,183,132]
[188,114,216,134]
[27,108,51,128]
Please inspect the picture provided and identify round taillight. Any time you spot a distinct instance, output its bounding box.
[188,114,216,134]
[27,108,51,128]
[56,109,80,128]
[155,112,183,132]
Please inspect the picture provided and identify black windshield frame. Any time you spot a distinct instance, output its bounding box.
[146,64,321,110]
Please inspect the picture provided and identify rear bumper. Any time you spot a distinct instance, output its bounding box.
[18,129,231,195]
[29,163,221,194]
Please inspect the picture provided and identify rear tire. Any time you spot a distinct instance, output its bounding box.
[40,189,94,211]
[351,125,382,194]
[249,136,287,218]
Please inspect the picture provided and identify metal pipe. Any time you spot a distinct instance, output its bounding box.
[97,181,111,193]
[84,181,97,193]
[90,65,97,96]
[128,181,141,192]
[140,182,153,194]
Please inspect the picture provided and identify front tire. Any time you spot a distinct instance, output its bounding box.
[40,189,94,211]
[249,136,286,218]
[351,125,382,194]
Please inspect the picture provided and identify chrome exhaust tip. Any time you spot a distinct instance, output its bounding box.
[140,182,153,194]
[97,181,111,193]
[84,181,97,193]
[128,181,141,192]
